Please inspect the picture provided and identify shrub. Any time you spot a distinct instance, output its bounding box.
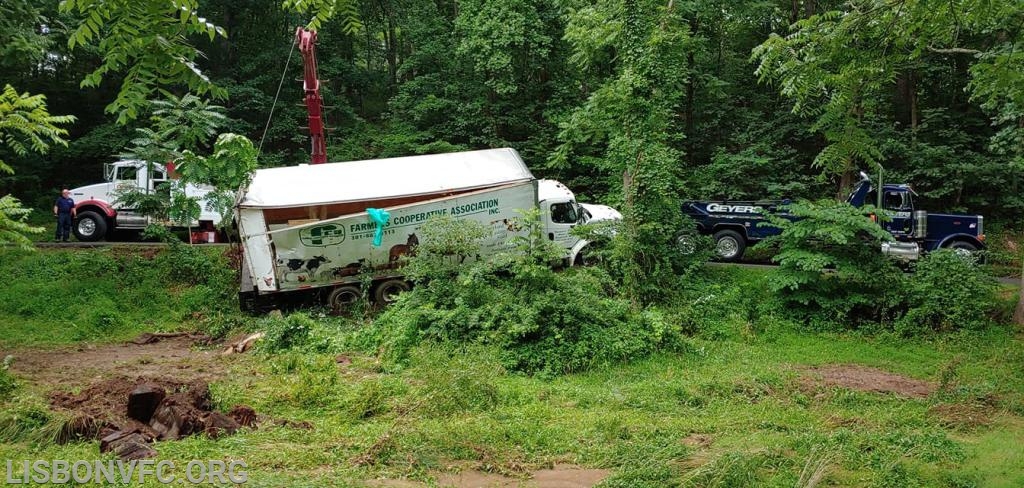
[760,200,907,328]
[899,250,999,333]
[367,215,691,376]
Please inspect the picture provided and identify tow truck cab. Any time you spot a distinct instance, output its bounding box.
[846,174,985,260]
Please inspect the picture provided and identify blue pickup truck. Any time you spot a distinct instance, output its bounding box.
[682,172,985,261]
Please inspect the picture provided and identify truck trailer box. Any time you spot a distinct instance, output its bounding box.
[236,148,545,310]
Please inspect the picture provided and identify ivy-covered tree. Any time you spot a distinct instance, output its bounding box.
[554,0,692,304]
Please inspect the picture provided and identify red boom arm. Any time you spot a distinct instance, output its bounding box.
[295,27,327,164]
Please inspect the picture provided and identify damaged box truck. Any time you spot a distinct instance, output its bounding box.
[236,148,621,312]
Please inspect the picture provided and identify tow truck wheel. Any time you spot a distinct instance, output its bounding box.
[373,279,410,305]
[713,230,746,262]
[675,233,697,255]
[946,240,980,260]
[326,285,362,312]
[73,211,107,242]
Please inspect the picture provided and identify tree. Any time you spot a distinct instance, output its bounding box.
[116,94,227,234]
[0,85,76,249]
[753,0,1024,197]
[59,0,229,123]
[554,0,692,304]
[176,132,259,232]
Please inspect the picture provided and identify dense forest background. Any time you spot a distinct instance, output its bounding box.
[2,0,1022,226]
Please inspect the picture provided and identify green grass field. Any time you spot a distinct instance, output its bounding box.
[1,248,1022,487]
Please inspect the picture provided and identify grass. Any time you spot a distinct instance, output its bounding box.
[0,248,1022,486]
[0,247,237,348]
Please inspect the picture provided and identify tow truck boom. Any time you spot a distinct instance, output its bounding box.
[295,27,327,164]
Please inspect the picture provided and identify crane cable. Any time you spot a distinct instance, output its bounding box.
[257,36,297,159]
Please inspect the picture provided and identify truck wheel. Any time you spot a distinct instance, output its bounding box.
[373,279,410,305]
[326,285,362,312]
[73,211,107,241]
[675,233,697,255]
[945,240,980,261]
[713,230,746,262]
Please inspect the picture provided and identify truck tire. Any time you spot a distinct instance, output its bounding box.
[945,240,982,262]
[675,232,698,255]
[326,285,362,312]
[713,229,746,262]
[73,211,108,241]
[373,279,410,305]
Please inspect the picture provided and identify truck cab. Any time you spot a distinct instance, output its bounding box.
[69,160,220,241]
[538,179,622,266]
[845,174,985,259]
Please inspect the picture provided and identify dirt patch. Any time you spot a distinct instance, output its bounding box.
[681,433,713,449]
[367,464,611,488]
[929,402,997,431]
[2,334,226,387]
[49,376,191,430]
[801,364,934,398]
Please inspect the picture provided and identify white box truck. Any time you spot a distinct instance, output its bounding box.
[236,148,621,312]
[68,160,222,241]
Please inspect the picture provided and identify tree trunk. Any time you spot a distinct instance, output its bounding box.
[836,166,853,201]
[910,71,918,131]
[683,14,698,153]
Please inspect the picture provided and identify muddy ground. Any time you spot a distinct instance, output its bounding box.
[801,364,935,398]
[3,334,228,387]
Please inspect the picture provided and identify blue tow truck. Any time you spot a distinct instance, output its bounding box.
[681,172,985,261]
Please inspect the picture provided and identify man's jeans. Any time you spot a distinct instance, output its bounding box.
[56,213,72,241]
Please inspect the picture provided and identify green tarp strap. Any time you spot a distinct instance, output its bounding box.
[366,208,391,247]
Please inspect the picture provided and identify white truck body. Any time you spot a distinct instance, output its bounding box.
[235,148,620,310]
[68,160,221,241]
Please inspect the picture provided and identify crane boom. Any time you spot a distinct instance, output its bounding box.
[295,27,327,164]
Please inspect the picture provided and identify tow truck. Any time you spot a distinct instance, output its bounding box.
[682,172,985,261]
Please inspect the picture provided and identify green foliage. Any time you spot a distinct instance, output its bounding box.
[0,246,238,347]
[282,0,361,32]
[753,0,1024,194]
[0,1,53,71]
[123,94,227,162]
[177,133,259,226]
[262,313,320,352]
[368,215,689,376]
[0,84,74,248]
[899,250,1000,334]
[0,84,75,175]
[0,359,16,397]
[402,215,491,281]
[58,0,228,122]
[118,96,252,229]
[555,0,692,304]
[761,200,905,327]
[0,195,42,251]
[455,0,553,96]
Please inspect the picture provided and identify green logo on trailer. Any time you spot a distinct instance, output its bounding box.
[300,224,346,247]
